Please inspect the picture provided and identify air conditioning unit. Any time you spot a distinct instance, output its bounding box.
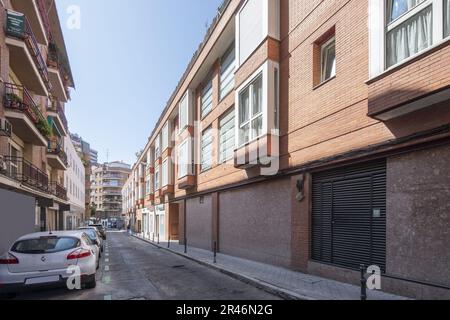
[0,118,12,137]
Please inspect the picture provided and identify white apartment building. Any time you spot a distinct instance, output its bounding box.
[64,136,85,229]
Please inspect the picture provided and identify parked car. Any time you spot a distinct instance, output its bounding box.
[89,224,106,240]
[78,228,103,254]
[0,231,98,297]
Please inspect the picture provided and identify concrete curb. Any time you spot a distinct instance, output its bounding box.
[131,235,314,301]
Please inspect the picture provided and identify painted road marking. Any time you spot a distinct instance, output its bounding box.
[105,258,109,263]
[105,265,110,271]
[105,253,109,257]
[103,276,111,284]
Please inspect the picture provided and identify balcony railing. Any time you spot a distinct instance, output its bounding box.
[0,156,49,193]
[47,138,68,166]
[4,83,49,137]
[47,100,68,132]
[6,10,51,90]
[49,181,67,201]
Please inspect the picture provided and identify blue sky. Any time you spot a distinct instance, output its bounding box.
[56,0,223,165]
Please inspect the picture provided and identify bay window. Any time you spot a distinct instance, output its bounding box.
[154,134,161,160]
[154,166,160,191]
[201,79,213,118]
[161,159,168,187]
[178,140,188,178]
[161,122,169,151]
[179,91,191,133]
[220,44,236,100]
[219,109,235,163]
[370,0,450,76]
[238,74,263,146]
[201,127,213,171]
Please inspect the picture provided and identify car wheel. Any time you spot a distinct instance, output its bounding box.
[83,275,96,289]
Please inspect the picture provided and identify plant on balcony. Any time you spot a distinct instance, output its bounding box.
[37,118,53,137]
[5,93,22,108]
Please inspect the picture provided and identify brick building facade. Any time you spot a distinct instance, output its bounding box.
[123,0,450,299]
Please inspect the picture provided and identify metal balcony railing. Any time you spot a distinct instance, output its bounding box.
[49,181,68,201]
[0,156,49,193]
[6,10,51,90]
[47,138,68,166]
[47,100,68,132]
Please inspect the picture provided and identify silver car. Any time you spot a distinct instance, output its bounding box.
[0,231,98,297]
[78,227,104,253]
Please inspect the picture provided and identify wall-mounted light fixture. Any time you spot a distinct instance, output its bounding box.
[296,176,305,202]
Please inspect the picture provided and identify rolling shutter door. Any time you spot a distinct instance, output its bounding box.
[312,160,386,272]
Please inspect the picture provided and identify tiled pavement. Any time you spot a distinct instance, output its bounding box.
[132,234,408,300]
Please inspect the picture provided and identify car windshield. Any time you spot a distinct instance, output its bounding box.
[83,230,97,240]
[11,237,80,254]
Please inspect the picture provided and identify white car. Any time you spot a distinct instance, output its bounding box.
[0,231,98,297]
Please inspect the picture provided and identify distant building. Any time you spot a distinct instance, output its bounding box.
[64,136,85,229]
[91,162,131,219]
[70,133,98,218]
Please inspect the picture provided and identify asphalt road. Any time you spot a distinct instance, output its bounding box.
[12,231,279,300]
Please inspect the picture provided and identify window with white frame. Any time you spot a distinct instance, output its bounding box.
[161,159,168,187]
[220,44,236,100]
[238,74,263,146]
[154,135,161,159]
[145,175,151,195]
[384,0,450,69]
[154,166,160,190]
[178,139,189,178]
[179,92,189,133]
[445,0,450,37]
[219,109,235,163]
[201,127,213,171]
[161,122,169,151]
[201,78,213,118]
[321,37,336,82]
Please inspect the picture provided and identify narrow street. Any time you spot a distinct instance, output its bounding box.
[12,231,279,300]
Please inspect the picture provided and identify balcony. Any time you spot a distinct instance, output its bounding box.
[4,83,49,146]
[47,100,68,136]
[47,138,68,170]
[49,181,67,201]
[0,156,49,194]
[178,175,196,190]
[10,0,50,45]
[234,134,278,169]
[5,10,51,96]
[47,42,69,102]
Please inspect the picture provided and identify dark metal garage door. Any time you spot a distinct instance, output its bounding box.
[312,160,386,272]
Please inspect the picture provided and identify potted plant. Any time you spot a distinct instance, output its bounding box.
[5,93,22,108]
[36,118,53,138]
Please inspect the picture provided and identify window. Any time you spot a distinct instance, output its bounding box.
[386,0,433,68]
[161,159,168,187]
[154,166,160,190]
[445,0,450,37]
[201,127,213,171]
[145,176,151,195]
[321,37,336,82]
[201,79,213,118]
[238,74,263,146]
[220,44,236,100]
[178,139,189,178]
[179,92,189,132]
[219,109,235,163]
[161,122,169,151]
[238,0,264,64]
[154,135,160,159]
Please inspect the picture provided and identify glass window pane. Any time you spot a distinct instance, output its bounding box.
[239,87,249,125]
[252,76,263,116]
[201,128,213,171]
[201,81,213,118]
[388,0,425,23]
[386,5,432,67]
[239,124,250,146]
[321,39,336,81]
[251,116,263,139]
[219,109,235,162]
[445,0,450,38]
[220,45,235,100]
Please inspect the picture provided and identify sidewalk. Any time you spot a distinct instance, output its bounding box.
[132,235,407,300]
